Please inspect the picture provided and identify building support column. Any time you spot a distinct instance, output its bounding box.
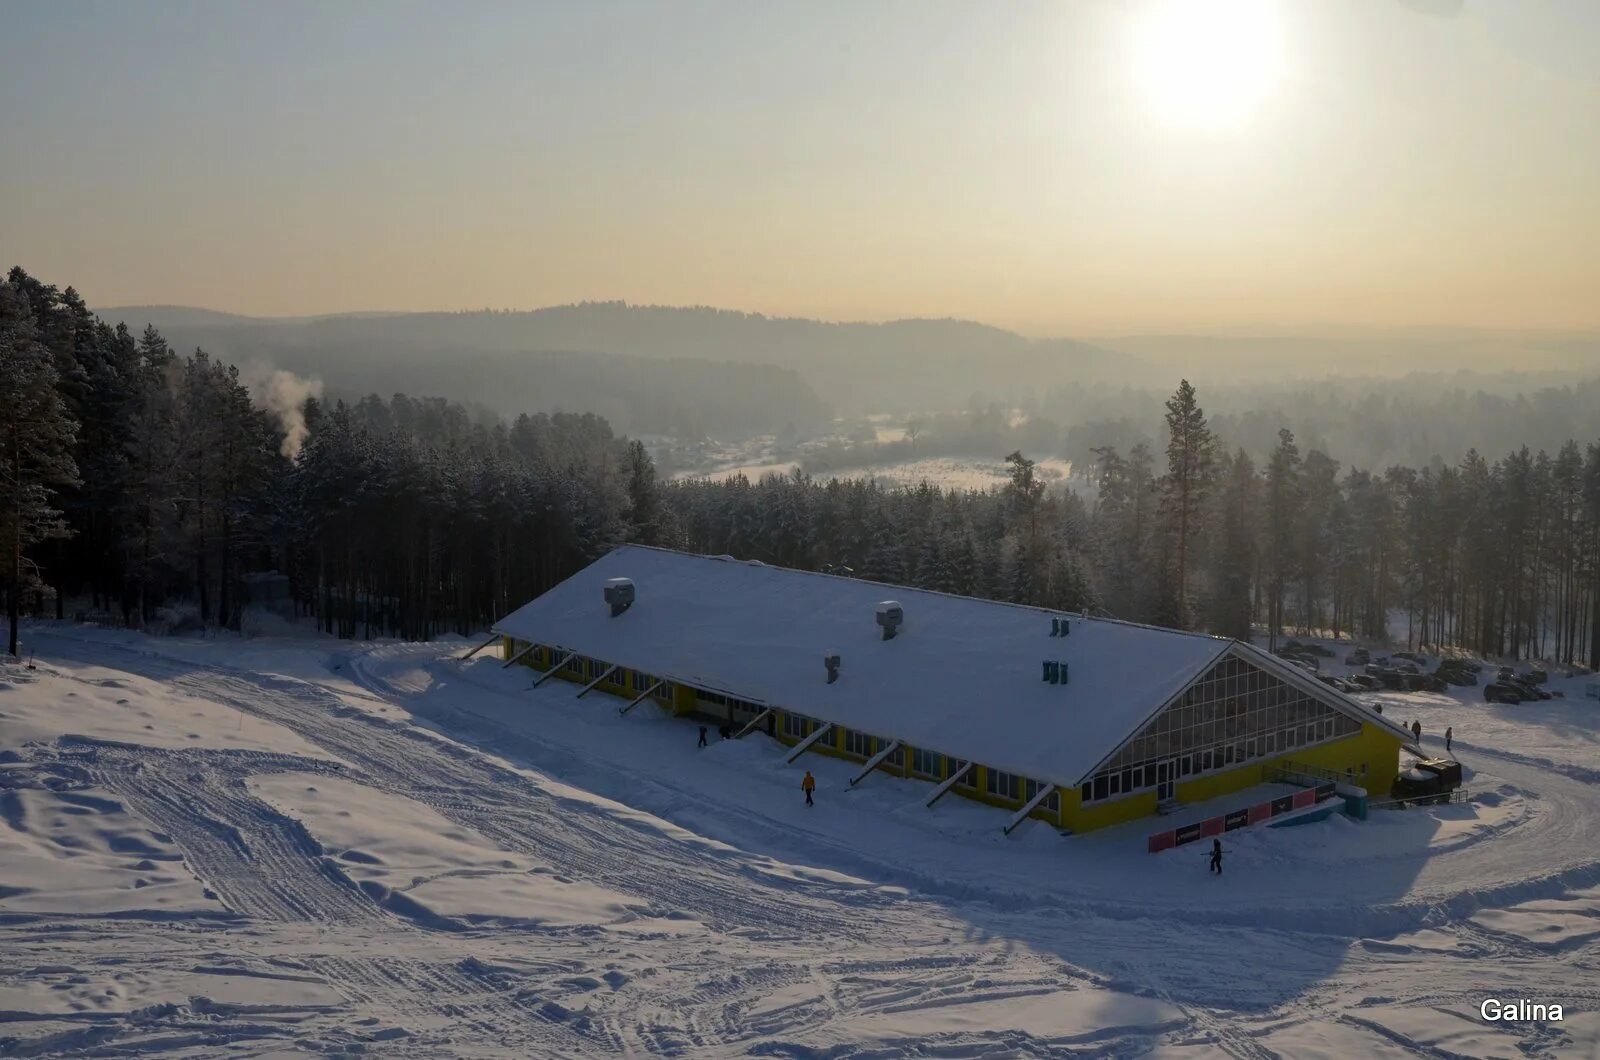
[576,664,618,698]
[531,651,577,686]
[1003,784,1058,835]
[925,761,973,807]
[849,740,902,787]
[619,680,664,716]
[501,641,539,669]
[785,722,834,764]
[734,708,773,739]
[458,634,501,662]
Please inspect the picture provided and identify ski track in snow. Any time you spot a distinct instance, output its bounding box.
[2,628,1597,1057]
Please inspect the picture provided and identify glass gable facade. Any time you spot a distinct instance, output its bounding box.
[1081,653,1359,804]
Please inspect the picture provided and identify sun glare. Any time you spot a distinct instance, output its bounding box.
[1131,0,1284,131]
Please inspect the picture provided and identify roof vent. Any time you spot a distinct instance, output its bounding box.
[1041,660,1070,685]
[603,577,635,617]
[875,601,903,641]
[1050,617,1071,637]
[825,652,841,684]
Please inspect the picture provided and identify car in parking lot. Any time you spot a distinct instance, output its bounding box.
[1485,681,1538,704]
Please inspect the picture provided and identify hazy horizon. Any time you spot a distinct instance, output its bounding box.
[91,298,1600,343]
[6,0,1599,334]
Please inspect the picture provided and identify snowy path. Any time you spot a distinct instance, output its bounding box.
[2,627,1597,1057]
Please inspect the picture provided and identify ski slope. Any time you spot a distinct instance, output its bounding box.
[2,624,1598,1057]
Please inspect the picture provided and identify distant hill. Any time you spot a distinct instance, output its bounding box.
[1098,329,1600,382]
[97,302,1138,431]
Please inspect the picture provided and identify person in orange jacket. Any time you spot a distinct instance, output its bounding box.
[802,771,816,806]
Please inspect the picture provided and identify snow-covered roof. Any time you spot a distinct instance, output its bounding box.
[497,547,1243,787]
[494,546,1411,786]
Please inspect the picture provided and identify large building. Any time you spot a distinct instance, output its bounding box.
[491,545,1411,834]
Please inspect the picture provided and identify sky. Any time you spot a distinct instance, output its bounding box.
[2,0,1597,335]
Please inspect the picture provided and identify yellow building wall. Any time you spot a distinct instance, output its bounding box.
[1069,722,1403,833]
[500,639,660,704]
[494,644,1398,833]
[769,713,1067,828]
[1281,723,1403,796]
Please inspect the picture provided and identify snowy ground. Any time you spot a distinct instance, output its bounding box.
[2,624,1598,1056]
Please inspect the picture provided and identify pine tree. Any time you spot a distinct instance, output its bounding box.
[1204,449,1257,639]
[1264,428,1302,650]
[1160,380,1216,628]
[0,282,80,655]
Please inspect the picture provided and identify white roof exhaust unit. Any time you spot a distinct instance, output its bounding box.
[604,577,635,617]
[875,601,903,641]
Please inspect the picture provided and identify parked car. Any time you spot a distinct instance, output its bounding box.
[1345,673,1381,691]
[1376,668,1413,690]
[1437,662,1478,686]
[1395,661,1421,675]
[1485,681,1531,704]
[1394,651,1430,666]
[1523,668,1548,684]
[1345,648,1371,666]
[1316,673,1354,693]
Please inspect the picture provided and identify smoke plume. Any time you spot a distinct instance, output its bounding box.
[243,364,323,459]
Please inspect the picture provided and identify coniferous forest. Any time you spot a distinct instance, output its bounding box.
[5,266,1599,667]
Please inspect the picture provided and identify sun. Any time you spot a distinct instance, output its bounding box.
[1131,0,1284,131]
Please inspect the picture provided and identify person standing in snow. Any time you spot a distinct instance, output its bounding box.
[1445,726,1453,754]
[698,725,708,748]
[802,771,816,806]
[1411,720,1422,743]
[1209,838,1223,875]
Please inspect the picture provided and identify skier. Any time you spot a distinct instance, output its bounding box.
[802,770,816,806]
[1445,725,1453,754]
[1208,838,1223,875]
[1411,719,1422,744]
[698,726,708,748]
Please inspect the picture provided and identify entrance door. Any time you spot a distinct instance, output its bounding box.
[1156,760,1177,801]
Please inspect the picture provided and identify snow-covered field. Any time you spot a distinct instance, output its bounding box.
[3,624,1598,1057]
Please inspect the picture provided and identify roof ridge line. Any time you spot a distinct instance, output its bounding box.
[603,544,1225,642]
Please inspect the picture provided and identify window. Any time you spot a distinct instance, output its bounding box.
[726,696,763,721]
[986,768,1020,801]
[844,730,874,758]
[782,713,814,739]
[1079,654,1361,803]
[911,748,943,777]
[1023,779,1060,812]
